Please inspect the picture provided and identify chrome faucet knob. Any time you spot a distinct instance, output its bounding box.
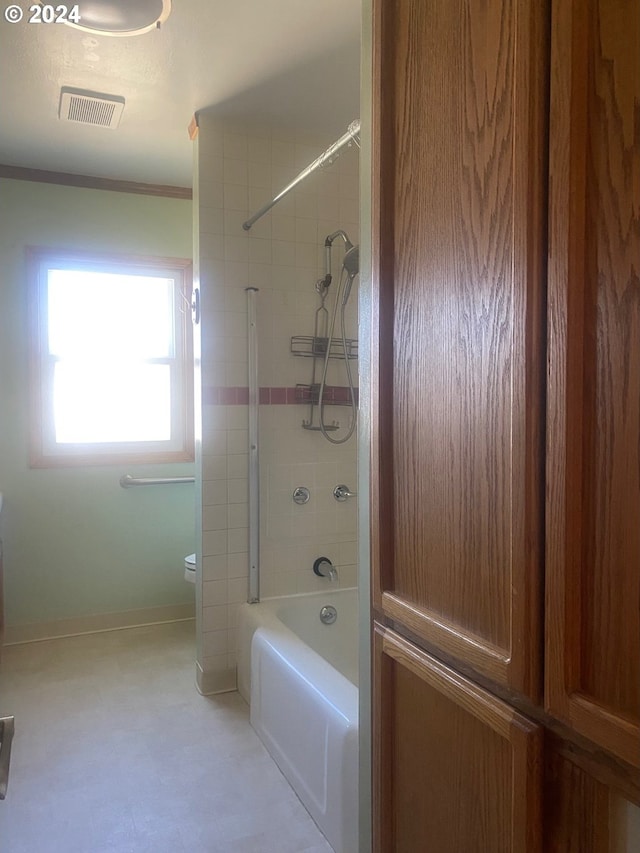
[313,556,337,581]
[293,486,310,505]
[333,484,357,502]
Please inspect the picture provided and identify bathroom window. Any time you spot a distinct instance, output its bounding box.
[28,247,194,467]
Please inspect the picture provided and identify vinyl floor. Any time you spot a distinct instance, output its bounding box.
[0,620,334,853]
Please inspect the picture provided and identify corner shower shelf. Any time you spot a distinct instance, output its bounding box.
[290,335,358,360]
[292,330,357,433]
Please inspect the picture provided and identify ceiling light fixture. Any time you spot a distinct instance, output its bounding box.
[53,0,172,37]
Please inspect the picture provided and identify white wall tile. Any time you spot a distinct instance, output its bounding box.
[223,260,250,287]
[200,206,224,235]
[248,238,272,265]
[203,604,228,632]
[271,216,296,241]
[203,579,227,607]
[226,406,248,430]
[248,262,273,287]
[228,527,248,554]
[227,429,248,454]
[224,235,249,262]
[203,505,228,531]
[200,233,225,260]
[224,184,249,212]
[202,454,227,480]
[227,476,249,504]
[228,577,248,603]
[294,193,317,220]
[228,502,248,529]
[227,453,249,480]
[272,139,295,166]
[203,530,227,557]
[199,156,224,183]
[227,601,243,628]
[202,628,229,656]
[316,171,340,198]
[197,120,359,633]
[272,240,296,266]
[248,160,272,188]
[227,552,249,579]
[203,479,227,506]
[202,426,226,455]
[224,131,248,159]
[224,158,248,186]
[225,362,247,386]
[247,136,271,164]
[202,554,228,582]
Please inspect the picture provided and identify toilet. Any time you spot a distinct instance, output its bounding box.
[184,553,196,583]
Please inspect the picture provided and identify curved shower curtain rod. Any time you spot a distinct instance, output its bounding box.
[242,119,361,232]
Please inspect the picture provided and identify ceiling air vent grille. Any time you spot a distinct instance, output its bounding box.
[59,88,125,129]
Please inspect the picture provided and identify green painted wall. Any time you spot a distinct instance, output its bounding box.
[0,178,195,627]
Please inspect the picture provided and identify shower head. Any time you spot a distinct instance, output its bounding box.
[325,230,354,252]
[343,245,359,278]
[341,245,359,306]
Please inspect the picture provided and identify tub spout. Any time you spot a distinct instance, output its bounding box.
[313,556,338,582]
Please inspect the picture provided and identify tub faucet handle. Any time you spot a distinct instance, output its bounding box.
[313,556,337,582]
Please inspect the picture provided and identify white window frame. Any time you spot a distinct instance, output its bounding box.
[28,247,194,467]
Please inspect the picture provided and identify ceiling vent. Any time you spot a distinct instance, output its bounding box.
[59,87,125,129]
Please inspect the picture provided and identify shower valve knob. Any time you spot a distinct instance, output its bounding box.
[292,486,310,505]
[333,484,357,502]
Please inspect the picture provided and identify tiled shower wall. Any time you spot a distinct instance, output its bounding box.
[194,112,359,693]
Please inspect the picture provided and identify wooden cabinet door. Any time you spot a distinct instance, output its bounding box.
[543,745,611,853]
[371,0,548,697]
[545,0,640,768]
[374,625,542,852]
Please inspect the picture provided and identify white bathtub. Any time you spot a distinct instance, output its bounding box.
[237,588,359,853]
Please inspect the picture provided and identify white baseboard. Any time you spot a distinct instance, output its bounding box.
[4,603,196,645]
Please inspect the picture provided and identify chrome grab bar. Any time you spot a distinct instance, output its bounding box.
[119,474,195,488]
[0,716,15,800]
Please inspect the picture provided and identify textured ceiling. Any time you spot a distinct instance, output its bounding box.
[0,0,361,186]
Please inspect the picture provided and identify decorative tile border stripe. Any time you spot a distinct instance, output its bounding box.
[202,386,359,405]
[202,386,249,405]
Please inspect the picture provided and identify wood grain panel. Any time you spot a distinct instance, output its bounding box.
[373,625,542,852]
[544,744,611,852]
[371,0,547,697]
[545,0,640,767]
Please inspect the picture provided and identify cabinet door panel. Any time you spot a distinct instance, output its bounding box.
[544,746,611,853]
[373,625,542,852]
[545,0,640,767]
[371,0,547,697]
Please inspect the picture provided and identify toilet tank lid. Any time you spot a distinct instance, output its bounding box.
[185,553,196,566]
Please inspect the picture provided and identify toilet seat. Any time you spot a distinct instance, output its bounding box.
[184,553,196,583]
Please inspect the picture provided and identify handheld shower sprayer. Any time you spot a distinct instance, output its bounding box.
[324,230,354,288]
[312,231,360,444]
[341,245,360,306]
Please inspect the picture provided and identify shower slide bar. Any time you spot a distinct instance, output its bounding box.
[119,474,195,488]
[242,119,360,231]
[246,287,260,603]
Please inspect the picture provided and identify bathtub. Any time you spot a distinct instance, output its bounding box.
[237,588,359,853]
